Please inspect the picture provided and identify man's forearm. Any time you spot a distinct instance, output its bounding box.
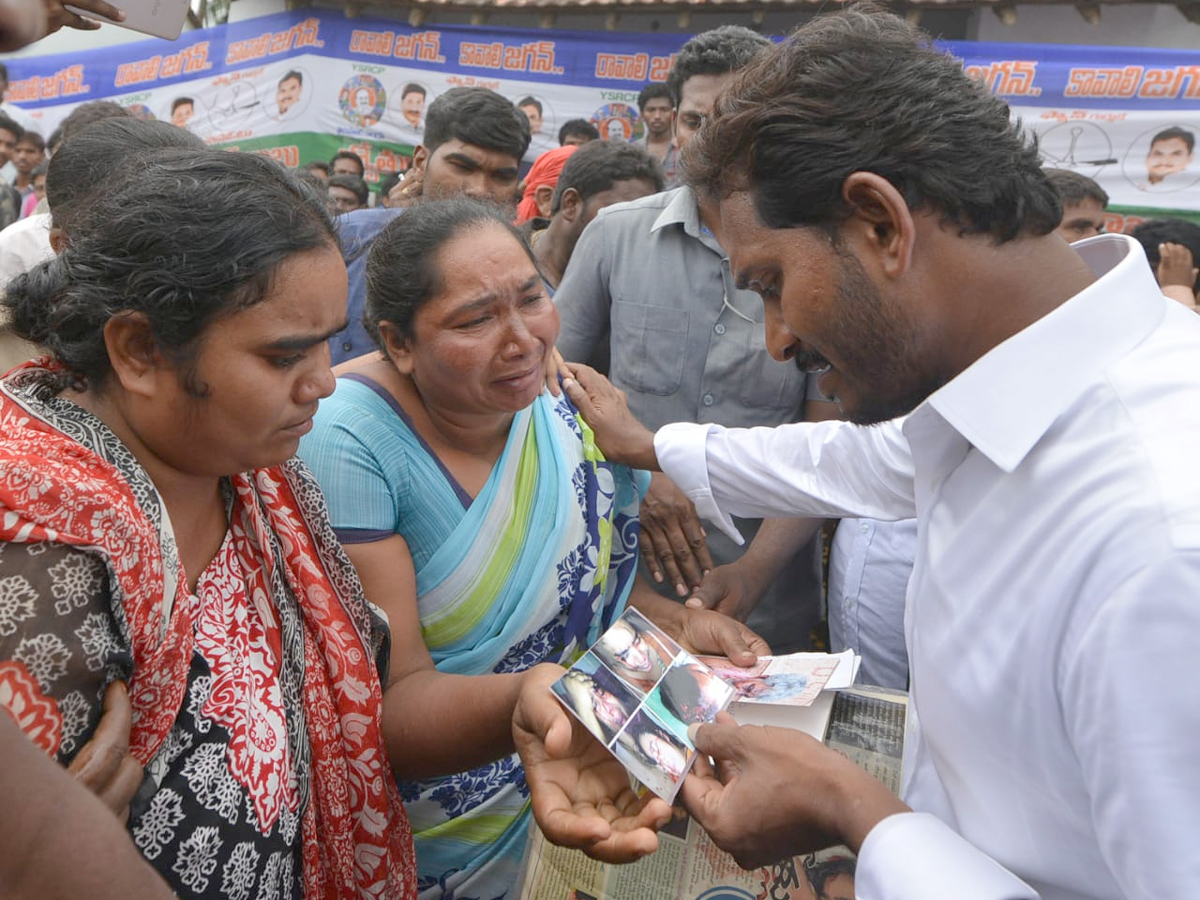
[736,517,824,598]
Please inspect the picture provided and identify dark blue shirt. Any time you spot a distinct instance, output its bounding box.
[330,206,403,366]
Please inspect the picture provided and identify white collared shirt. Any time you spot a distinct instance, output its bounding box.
[655,234,1200,900]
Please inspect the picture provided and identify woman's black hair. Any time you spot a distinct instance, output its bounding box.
[4,147,337,392]
[363,197,535,350]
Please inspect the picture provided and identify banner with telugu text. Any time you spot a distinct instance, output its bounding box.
[4,10,1199,226]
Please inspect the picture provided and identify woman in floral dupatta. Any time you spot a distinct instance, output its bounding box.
[0,149,415,900]
[300,198,769,900]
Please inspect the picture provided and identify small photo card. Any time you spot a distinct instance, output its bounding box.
[550,608,736,802]
[695,653,844,707]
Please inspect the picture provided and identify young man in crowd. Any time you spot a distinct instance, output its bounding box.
[327,172,369,213]
[526,140,663,294]
[0,113,23,228]
[1131,216,1200,311]
[554,25,835,654]
[11,128,43,204]
[302,159,330,183]
[634,83,676,183]
[519,8,1200,898]
[559,118,600,147]
[329,86,530,365]
[1045,167,1108,242]
[330,149,365,177]
[0,112,21,176]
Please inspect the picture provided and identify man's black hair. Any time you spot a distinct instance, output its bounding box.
[552,141,663,214]
[1044,168,1108,209]
[328,172,370,208]
[330,150,365,176]
[1131,218,1200,290]
[423,87,531,161]
[665,26,770,108]
[558,119,600,146]
[685,5,1062,244]
[0,113,22,140]
[637,83,674,114]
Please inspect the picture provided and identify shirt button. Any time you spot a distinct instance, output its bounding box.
[860,522,870,532]
[702,393,715,407]
[714,323,726,335]
[342,342,353,352]
[844,597,855,608]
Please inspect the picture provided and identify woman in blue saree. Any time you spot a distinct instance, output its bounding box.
[300,198,767,900]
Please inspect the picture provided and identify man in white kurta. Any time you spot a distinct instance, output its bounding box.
[654,232,1200,899]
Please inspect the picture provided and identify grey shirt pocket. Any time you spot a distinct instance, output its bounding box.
[611,300,691,396]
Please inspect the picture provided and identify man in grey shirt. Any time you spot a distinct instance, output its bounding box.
[555,26,835,652]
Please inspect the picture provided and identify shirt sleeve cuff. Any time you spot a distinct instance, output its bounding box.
[654,422,745,546]
[856,812,1039,900]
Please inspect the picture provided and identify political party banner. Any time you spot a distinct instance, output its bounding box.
[953,41,1200,229]
[2,11,687,188]
[4,10,1199,225]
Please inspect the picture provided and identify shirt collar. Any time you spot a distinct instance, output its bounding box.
[651,186,724,255]
[919,234,1165,473]
[651,186,702,236]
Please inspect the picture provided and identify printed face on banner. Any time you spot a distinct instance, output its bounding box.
[401,88,425,126]
[1146,135,1194,185]
[276,74,302,115]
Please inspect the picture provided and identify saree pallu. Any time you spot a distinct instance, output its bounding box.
[400,391,646,900]
[0,360,416,900]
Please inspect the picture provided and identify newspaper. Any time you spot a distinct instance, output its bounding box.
[516,685,908,900]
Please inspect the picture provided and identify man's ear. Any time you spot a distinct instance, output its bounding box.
[48,226,68,255]
[412,145,429,174]
[534,185,555,219]
[103,311,167,399]
[378,321,414,375]
[840,172,916,278]
[558,187,583,224]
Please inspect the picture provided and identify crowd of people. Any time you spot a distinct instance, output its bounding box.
[1,2,1199,900]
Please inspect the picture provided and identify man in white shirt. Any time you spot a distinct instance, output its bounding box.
[513,8,1200,899]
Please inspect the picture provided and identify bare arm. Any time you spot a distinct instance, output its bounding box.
[685,517,824,620]
[1,713,174,900]
[355,535,536,780]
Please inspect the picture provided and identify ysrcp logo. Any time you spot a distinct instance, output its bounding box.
[340,74,387,128]
[591,101,642,142]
